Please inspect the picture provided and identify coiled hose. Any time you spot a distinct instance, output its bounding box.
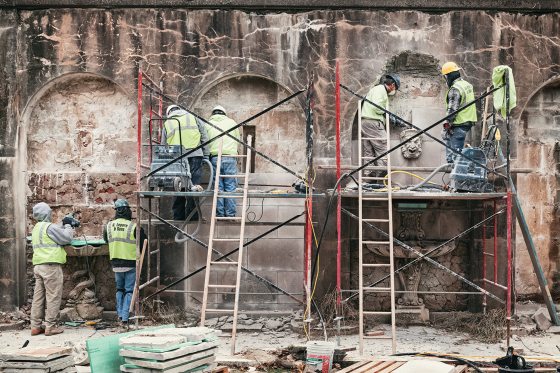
[406,163,452,191]
[175,158,214,243]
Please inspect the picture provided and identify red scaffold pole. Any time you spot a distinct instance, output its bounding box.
[506,191,513,347]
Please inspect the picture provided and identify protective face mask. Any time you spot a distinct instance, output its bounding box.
[388,90,397,96]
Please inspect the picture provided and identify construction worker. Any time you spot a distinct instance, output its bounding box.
[361,73,406,178]
[30,202,75,336]
[163,104,210,221]
[441,62,478,163]
[103,199,146,325]
[206,105,240,217]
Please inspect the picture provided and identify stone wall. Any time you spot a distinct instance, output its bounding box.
[0,7,559,309]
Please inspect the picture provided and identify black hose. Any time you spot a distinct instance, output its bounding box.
[392,352,485,373]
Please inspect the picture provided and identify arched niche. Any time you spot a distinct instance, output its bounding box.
[349,51,447,184]
[515,76,560,297]
[188,74,307,174]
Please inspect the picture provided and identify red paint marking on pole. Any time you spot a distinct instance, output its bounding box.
[335,62,342,308]
[494,200,498,283]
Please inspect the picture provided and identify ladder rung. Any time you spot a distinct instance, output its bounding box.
[363,263,391,268]
[363,218,389,223]
[215,216,242,221]
[363,241,390,245]
[361,137,386,141]
[212,238,240,242]
[217,194,244,198]
[363,197,389,201]
[363,311,392,315]
[208,284,237,289]
[210,261,238,265]
[221,154,246,158]
[205,309,234,313]
[364,335,393,340]
[220,174,246,178]
[363,287,391,291]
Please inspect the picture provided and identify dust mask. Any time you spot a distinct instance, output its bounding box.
[388,90,397,96]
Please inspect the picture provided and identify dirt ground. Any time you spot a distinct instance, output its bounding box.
[0,324,558,367]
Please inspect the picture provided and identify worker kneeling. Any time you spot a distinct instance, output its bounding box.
[30,202,75,336]
[104,199,145,325]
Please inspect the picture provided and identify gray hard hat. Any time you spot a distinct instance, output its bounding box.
[114,199,130,209]
[385,73,401,90]
[212,105,227,115]
[166,105,181,117]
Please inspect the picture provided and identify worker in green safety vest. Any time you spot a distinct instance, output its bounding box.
[361,73,407,178]
[441,61,478,164]
[30,202,75,337]
[103,198,146,325]
[206,105,240,217]
[163,105,210,221]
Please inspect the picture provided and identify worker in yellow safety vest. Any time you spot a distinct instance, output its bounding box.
[441,62,478,164]
[206,105,241,217]
[361,73,407,178]
[30,202,75,337]
[163,105,210,221]
[103,198,146,325]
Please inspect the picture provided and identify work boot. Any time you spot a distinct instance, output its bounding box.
[30,327,44,336]
[45,327,64,336]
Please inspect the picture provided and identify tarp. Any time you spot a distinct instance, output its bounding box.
[492,65,517,118]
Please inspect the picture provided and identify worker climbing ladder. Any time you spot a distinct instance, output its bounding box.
[357,106,397,355]
[200,135,253,355]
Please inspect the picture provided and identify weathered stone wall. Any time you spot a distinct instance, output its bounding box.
[1,7,559,309]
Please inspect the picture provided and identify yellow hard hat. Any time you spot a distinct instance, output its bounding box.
[441,62,460,75]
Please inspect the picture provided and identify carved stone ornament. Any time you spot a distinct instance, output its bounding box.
[400,128,423,159]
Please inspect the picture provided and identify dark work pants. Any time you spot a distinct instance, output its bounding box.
[172,156,203,220]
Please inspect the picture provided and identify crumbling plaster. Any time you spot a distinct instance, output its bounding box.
[0,7,559,309]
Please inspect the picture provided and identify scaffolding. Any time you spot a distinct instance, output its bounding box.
[133,70,319,326]
[330,62,559,352]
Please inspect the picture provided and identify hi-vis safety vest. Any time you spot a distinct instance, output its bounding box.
[207,114,240,156]
[164,113,201,149]
[447,79,478,125]
[361,84,388,123]
[107,218,137,261]
[31,222,67,265]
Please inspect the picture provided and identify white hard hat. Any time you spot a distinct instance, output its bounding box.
[212,105,227,115]
[166,105,181,117]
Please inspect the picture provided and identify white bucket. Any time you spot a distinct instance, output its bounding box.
[306,341,335,373]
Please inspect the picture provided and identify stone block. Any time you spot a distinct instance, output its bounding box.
[87,173,136,204]
[119,335,186,349]
[60,307,81,322]
[76,303,103,320]
[247,238,303,271]
[532,307,552,331]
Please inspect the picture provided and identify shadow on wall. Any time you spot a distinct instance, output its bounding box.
[21,72,136,310]
[516,76,560,299]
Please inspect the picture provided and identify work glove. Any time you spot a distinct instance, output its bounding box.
[389,114,407,128]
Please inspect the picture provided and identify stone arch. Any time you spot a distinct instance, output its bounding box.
[16,72,137,310]
[349,51,447,181]
[515,75,560,298]
[187,74,307,173]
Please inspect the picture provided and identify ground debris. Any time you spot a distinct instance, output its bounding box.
[434,309,507,343]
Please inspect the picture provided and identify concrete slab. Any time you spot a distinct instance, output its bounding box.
[119,335,186,349]
[120,356,214,372]
[0,355,74,370]
[124,349,215,370]
[0,346,72,362]
[145,327,219,342]
[120,341,218,361]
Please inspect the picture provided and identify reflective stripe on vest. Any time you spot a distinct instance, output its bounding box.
[164,113,201,149]
[107,218,137,261]
[447,79,478,125]
[207,115,240,156]
[361,84,388,122]
[31,222,67,265]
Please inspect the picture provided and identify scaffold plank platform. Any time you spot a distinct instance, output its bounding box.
[332,190,507,200]
[139,191,323,198]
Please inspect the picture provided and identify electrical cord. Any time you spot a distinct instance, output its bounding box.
[246,198,265,222]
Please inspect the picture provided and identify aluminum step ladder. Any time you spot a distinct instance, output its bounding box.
[200,135,252,355]
[357,104,397,354]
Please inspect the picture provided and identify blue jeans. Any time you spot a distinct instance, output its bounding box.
[444,125,471,163]
[172,156,203,220]
[211,156,238,217]
[115,268,136,322]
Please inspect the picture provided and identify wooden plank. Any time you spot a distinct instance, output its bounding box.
[450,365,468,373]
[352,361,387,373]
[338,360,376,373]
[377,361,405,373]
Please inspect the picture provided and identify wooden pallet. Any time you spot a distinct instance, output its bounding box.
[339,360,468,373]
